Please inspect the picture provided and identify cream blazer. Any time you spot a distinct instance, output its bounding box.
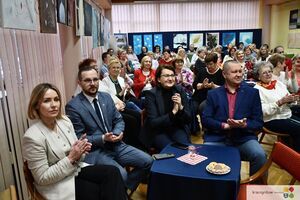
[22,116,80,200]
[100,76,136,101]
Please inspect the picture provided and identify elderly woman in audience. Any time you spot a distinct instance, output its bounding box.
[177,48,191,69]
[23,83,126,200]
[100,57,141,112]
[173,57,194,98]
[253,62,300,152]
[133,56,156,99]
[192,53,225,114]
[268,53,298,93]
[146,51,159,69]
[159,49,173,66]
[141,65,192,151]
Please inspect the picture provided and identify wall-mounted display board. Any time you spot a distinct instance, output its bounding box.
[127,29,262,52]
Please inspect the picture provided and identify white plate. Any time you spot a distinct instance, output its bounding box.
[206,163,231,175]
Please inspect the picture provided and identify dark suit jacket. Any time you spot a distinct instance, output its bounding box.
[140,85,192,147]
[65,92,124,163]
[202,83,263,144]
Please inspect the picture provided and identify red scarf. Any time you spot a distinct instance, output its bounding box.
[257,80,277,90]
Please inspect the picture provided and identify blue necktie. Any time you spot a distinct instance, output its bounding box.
[93,98,106,131]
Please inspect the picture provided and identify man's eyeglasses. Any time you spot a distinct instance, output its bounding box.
[82,78,99,84]
[161,74,175,78]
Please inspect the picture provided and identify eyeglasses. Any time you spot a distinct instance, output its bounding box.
[261,70,273,76]
[161,74,176,78]
[278,51,284,54]
[82,78,99,84]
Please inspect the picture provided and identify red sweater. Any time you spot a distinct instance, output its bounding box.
[133,69,156,98]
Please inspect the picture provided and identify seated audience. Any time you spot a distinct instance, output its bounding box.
[222,46,236,65]
[146,51,159,69]
[177,48,191,69]
[268,53,298,93]
[159,49,173,66]
[153,45,162,61]
[257,45,271,62]
[126,45,139,62]
[23,83,126,200]
[133,56,156,99]
[173,57,194,98]
[65,66,153,194]
[99,52,110,79]
[273,45,292,71]
[141,65,192,151]
[234,50,248,80]
[202,60,266,176]
[193,47,207,77]
[192,53,225,113]
[138,46,148,62]
[253,61,300,152]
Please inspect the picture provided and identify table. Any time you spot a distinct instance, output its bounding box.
[147,144,241,200]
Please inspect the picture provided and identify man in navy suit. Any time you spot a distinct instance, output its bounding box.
[65,66,153,193]
[202,60,266,175]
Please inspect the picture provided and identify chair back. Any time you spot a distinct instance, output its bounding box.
[271,142,300,182]
[23,161,45,200]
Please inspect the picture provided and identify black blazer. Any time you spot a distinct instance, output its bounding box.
[140,85,192,147]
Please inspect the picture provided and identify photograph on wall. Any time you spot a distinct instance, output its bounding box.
[133,35,142,55]
[173,34,187,49]
[206,33,219,49]
[0,0,36,30]
[144,34,153,52]
[92,8,99,48]
[104,18,111,49]
[289,9,299,29]
[239,32,253,46]
[39,0,57,33]
[189,33,204,48]
[100,14,105,46]
[114,33,127,49]
[154,34,163,50]
[67,0,75,26]
[222,32,236,47]
[57,0,67,24]
[75,0,84,36]
[83,1,92,36]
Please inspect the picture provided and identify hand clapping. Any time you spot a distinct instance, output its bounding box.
[172,93,183,114]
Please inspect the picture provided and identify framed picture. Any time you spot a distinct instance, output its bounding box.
[0,0,36,30]
[173,34,187,49]
[57,0,67,24]
[103,18,111,49]
[222,32,236,47]
[206,33,219,49]
[189,33,204,48]
[39,0,57,33]
[100,14,105,46]
[67,0,75,26]
[92,8,99,48]
[289,9,299,29]
[239,32,253,46]
[114,33,128,49]
[75,0,84,36]
[83,1,92,36]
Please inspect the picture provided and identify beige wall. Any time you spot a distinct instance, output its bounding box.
[269,0,300,54]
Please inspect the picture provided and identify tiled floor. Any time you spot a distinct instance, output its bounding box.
[131,133,299,200]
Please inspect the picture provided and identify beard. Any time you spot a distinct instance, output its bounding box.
[83,86,98,97]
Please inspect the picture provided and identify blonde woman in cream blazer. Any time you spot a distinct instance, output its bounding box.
[23,83,126,200]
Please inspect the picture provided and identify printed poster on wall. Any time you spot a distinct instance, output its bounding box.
[206,33,219,49]
[133,35,142,55]
[0,0,36,30]
[239,32,253,46]
[154,34,163,50]
[173,34,188,49]
[144,34,153,52]
[222,32,236,47]
[189,33,204,48]
[57,0,67,24]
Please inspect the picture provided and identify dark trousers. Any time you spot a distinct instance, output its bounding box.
[75,165,127,200]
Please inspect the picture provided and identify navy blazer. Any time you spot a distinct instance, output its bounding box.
[202,83,263,144]
[65,92,124,161]
[140,85,192,147]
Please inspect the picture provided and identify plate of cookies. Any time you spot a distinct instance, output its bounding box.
[206,162,231,175]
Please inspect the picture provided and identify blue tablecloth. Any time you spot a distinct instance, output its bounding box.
[147,144,241,200]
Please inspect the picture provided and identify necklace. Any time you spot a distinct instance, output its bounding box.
[109,76,119,85]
